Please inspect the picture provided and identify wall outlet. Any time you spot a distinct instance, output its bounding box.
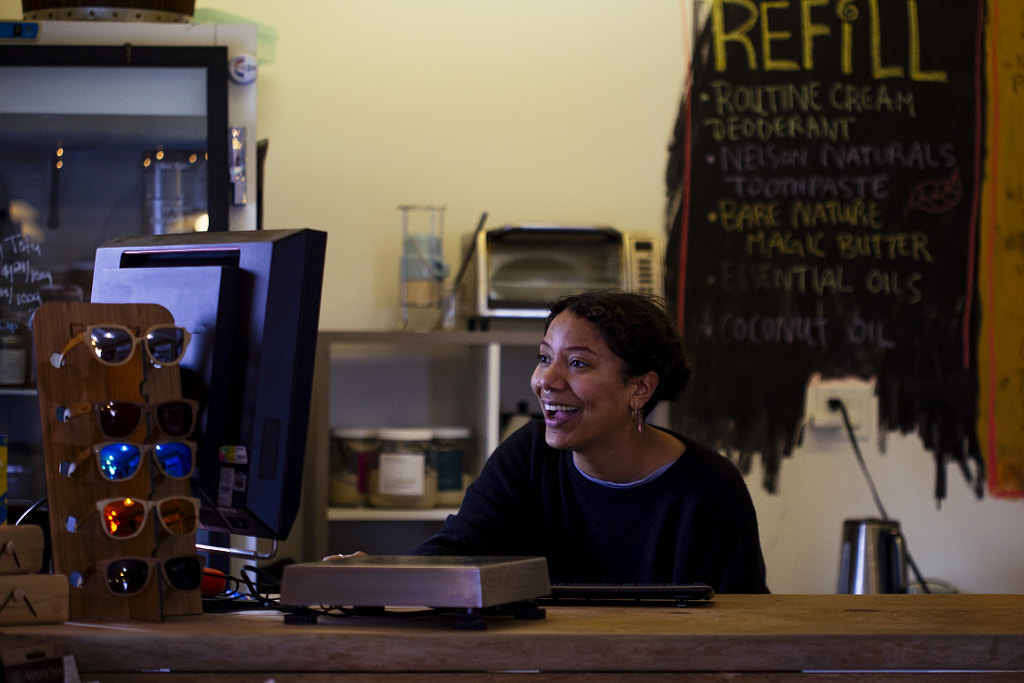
[804,374,876,439]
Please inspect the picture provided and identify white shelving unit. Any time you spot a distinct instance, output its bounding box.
[298,328,542,560]
[326,507,456,522]
[0,387,39,398]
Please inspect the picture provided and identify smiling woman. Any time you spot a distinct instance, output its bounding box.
[532,290,690,482]
[412,290,770,594]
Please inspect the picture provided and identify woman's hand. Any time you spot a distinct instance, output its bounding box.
[321,551,367,562]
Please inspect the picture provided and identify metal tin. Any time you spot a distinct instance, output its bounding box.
[432,426,471,507]
[329,428,378,507]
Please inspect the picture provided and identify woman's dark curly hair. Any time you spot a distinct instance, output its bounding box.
[546,289,692,417]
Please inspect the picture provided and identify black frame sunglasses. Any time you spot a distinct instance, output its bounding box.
[94,555,203,596]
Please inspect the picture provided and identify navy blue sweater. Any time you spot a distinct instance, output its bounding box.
[414,419,769,594]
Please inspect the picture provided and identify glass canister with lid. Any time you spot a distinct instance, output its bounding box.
[432,426,472,507]
[0,333,27,387]
[368,428,438,508]
[329,428,378,507]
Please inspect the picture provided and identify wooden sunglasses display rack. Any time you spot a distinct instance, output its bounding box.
[33,302,201,621]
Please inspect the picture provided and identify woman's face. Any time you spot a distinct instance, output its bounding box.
[531,311,635,454]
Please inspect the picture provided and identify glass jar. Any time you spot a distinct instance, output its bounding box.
[368,428,437,508]
[329,428,378,507]
[0,334,27,387]
[432,426,471,507]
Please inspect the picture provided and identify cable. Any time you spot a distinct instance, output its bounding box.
[828,400,888,518]
[829,399,931,594]
[14,497,47,526]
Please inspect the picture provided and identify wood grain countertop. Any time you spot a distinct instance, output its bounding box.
[3,593,1022,678]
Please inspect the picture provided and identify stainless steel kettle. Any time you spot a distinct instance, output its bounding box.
[837,518,908,594]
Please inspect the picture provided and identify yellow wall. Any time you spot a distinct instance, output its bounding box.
[230,1,688,330]
[0,0,686,330]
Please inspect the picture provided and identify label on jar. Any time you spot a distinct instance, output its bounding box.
[378,453,425,496]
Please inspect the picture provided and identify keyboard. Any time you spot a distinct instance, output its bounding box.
[539,582,715,606]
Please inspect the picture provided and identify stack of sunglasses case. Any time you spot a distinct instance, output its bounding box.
[33,302,202,621]
[0,524,68,625]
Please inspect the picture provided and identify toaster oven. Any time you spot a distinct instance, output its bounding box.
[464,224,664,321]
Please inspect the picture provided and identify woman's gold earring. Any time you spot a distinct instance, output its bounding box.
[633,408,644,433]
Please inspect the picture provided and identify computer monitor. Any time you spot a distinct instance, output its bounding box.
[90,228,327,541]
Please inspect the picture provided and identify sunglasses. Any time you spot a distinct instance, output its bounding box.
[95,555,203,596]
[59,399,198,439]
[50,324,191,369]
[94,496,201,540]
[60,440,195,481]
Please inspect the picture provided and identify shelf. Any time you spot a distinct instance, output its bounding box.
[0,387,39,397]
[307,326,544,558]
[327,506,458,522]
[318,329,541,347]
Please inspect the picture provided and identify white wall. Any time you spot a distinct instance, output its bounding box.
[4,0,1020,593]
[757,413,1023,594]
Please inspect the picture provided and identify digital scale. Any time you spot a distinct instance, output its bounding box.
[279,555,551,629]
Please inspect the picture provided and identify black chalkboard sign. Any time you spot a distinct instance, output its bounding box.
[0,206,80,387]
[667,0,985,498]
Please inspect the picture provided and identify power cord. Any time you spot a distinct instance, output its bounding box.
[828,398,931,594]
[14,497,47,526]
[201,564,330,616]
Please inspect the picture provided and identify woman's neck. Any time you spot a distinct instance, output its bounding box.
[572,427,685,484]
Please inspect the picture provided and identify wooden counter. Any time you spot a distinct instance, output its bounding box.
[3,594,1023,680]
